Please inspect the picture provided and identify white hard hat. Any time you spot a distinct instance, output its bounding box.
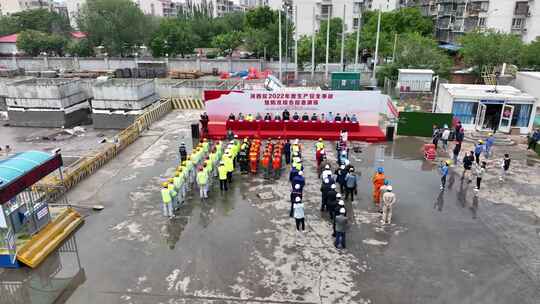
[340,208,346,214]
[298,171,303,176]
[340,165,345,169]
[336,193,342,198]
[338,200,345,206]
[325,164,330,169]
[295,196,301,202]
[387,186,393,191]
[331,184,336,189]
[294,184,300,190]
[324,178,329,183]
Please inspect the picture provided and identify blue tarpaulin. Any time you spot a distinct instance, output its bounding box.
[439,44,462,52]
[0,151,62,204]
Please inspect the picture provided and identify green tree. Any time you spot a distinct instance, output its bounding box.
[245,6,276,29]
[376,32,452,85]
[346,8,433,60]
[78,0,154,56]
[459,30,523,74]
[67,38,95,57]
[520,38,540,70]
[11,8,71,34]
[212,31,243,56]
[17,30,67,56]
[0,16,19,36]
[149,19,197,57]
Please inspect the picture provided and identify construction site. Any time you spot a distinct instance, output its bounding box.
[0,63,539,304]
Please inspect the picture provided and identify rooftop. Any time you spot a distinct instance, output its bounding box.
[398,69,435,74]
[442,83,536,101]
[517,71,540,80]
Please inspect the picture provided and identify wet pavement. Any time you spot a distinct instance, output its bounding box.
[1,111,539,304]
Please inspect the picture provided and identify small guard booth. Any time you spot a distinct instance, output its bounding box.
[0,151,83,268]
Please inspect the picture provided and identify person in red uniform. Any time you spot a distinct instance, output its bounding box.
[272,151,282,179]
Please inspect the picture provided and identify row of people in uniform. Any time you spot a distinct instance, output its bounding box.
[227,110,358,123]
[161,138,242,218]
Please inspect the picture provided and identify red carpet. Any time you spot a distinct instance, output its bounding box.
[206,122,386,142]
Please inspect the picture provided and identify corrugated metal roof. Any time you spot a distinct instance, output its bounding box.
[0,34,18,43]
[0,151,53,186]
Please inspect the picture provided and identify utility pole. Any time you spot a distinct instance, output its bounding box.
[294,5,298,82]
[285,4,289,84]
[311,6,316,81]
[392,33,398,62]
[354,4,361,67]
[340,4,345,72]
[279,9,282,82]
[372,8,381,84]
[325,3,331,82]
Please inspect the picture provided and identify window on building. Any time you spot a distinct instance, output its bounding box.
[321,4,332,17]
[478,17,486,28]
[452,101,478,125]
[515,1,529,15]
[512,18,524,29]
[353,17,359,29]
[509,103,532,127]
[480,2,489,12]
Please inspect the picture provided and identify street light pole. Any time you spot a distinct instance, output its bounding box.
[354,5,361,67]
[311,6,316,81]
[340,4,345,72]
[372,8,381,84]
[279,9,282,82]
[294,5,298,82]
[325,3,331,82]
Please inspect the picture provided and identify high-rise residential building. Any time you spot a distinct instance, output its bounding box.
[400,0,540,44]
[265,0,367,36]
[0,0,53,16]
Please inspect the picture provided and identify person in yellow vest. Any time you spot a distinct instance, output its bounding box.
[315,138,325,151]
[224,151,234,184]
[196,167,209,199]
[173,171,183,208]
[161,182,175,218]
[167,178,178,206]
[204,158,213,187]
[218,161,228,191]
[202,138,209,153]
[177,165,187,198]
[246,113,254,122]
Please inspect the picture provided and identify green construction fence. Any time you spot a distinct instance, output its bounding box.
[396,112,454,137]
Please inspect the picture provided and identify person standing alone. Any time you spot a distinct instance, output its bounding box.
[499,154,511,182]
[381,186,396,224]
[293,197,305,231]
[439,160,449,190]
[345,168,358,201]
[335,208,348,249]
[475,161,486,190]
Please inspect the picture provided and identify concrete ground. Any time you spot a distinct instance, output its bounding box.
[1,110,539,304]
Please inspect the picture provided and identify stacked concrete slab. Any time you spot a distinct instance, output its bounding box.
[91,79,159,129]
[6,78,90,127]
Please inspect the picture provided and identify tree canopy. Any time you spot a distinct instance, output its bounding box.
[459,30,523,74]
[78,0,156,56]
[376,32,452,84]
[520,38,540,71]
[17,30,67,56]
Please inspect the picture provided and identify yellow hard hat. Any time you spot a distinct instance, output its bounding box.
[182,160,187,165]
[168,178,174,183]
[445,160,451,165]
[318,138,323,141]
[162,182,168,187]
[175,171,180,177]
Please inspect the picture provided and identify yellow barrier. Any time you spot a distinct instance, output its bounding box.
[17,208,83,268]
[36,98,192,201]
[171,97,204,110]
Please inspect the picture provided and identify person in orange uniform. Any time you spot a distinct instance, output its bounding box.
[272,151,282,179]
[372,167,386,208]
[262,151,271,179]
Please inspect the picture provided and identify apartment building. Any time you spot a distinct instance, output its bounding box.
[0,0,53,16]
[400,0,540,44]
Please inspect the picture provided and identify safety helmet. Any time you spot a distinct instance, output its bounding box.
[387,186,393,191]
[377,167,384,173]
[478,140,484,144]
[298,171,304,176]
[234,134,238,138]
[182,160,187,165]
[203,138,208,142]
[220,161,225,165]
[384,179,389,185]
[162,182,168,187]
[331,184,336,189]
[294,184,300,190]
[338,200,345,206]
[168,178,174,183]
[175,171,180,177]
[325,164,330,169]
[336,193,342,198]
[488,133,493,136]
[340,208,346,214]
[445,160,451,165]
[340,165,345,169]
[318,138,323,141]
[295,196,301,202]
[349,167,355,172]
